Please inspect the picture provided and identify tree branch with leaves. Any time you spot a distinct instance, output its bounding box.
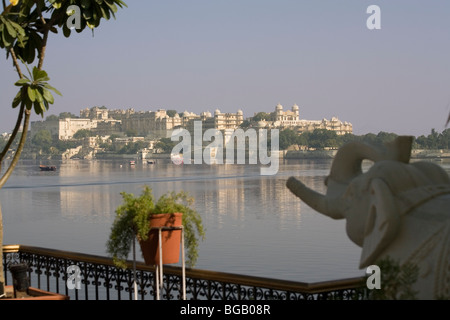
[0,0,126,298]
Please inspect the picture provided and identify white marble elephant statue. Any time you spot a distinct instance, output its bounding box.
[286,136,450,299]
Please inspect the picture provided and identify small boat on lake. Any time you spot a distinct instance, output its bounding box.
[39,165,57,171]
[129,160,136,165]
[147,160,156,164]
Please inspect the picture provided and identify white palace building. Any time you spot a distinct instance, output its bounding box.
[255,103,353,135]
[30,104,352,142]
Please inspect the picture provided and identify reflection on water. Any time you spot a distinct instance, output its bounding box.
[6,159,448,282]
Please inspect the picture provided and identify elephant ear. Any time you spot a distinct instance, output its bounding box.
[360,179,400,268]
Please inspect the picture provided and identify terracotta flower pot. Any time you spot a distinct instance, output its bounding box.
[138,213,183,265]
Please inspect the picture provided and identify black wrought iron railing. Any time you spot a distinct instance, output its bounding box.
[2,245,368,300]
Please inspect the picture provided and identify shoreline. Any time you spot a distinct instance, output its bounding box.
[16,148,450,161]
[284,148,450,160]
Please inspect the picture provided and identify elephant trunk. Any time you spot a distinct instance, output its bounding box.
[287,136,413,219]
[287,177,346,219]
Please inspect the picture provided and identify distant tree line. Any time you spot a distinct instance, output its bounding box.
[23,128,151,156]
[415,128,450,149]
[27,129,80,155]
[45,112,79,121]
[278,128,450,150]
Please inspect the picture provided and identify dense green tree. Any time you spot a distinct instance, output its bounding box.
[278,129,405,150]
[73,129,94,139]
[361,133,378,146]
[125,128,138,137]
[304,129,339,149]
[239,119,251,129]
[415,135,428,149]
[338,133,358,146]
[428,129,439,149]
[59,111,79,119]
[439,129,450,149]
[252,112,276,122]
[0,135,11,153]
[376,132,398,145]
[296,132,308,146]
[279,128,299,150]
[156,137,176,153]
[45,114,59,121]
[118,140,148,154]
[414,128,450,149]
[53,139,80,152]
[31,129,52,152]
[167,110,178,117]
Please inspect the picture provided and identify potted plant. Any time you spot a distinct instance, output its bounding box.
[106,186,205,269]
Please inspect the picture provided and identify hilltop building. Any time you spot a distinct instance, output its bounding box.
[80,107,135,120]
[31,115,121,140]
[59,118,96,140]
[214,109,244,130]
[201,109,244,131]
[121,109,184,138]
[80,107,109,120]
[121,108,245,138]
[30,103,352,144]
[255,103,353,135]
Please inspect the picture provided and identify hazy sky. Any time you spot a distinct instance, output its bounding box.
[1,0,449,137]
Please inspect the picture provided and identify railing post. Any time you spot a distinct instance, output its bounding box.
[181,227,186,300]
[132,237,137,300]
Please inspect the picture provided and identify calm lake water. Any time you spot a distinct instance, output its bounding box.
[2,158,448,283]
